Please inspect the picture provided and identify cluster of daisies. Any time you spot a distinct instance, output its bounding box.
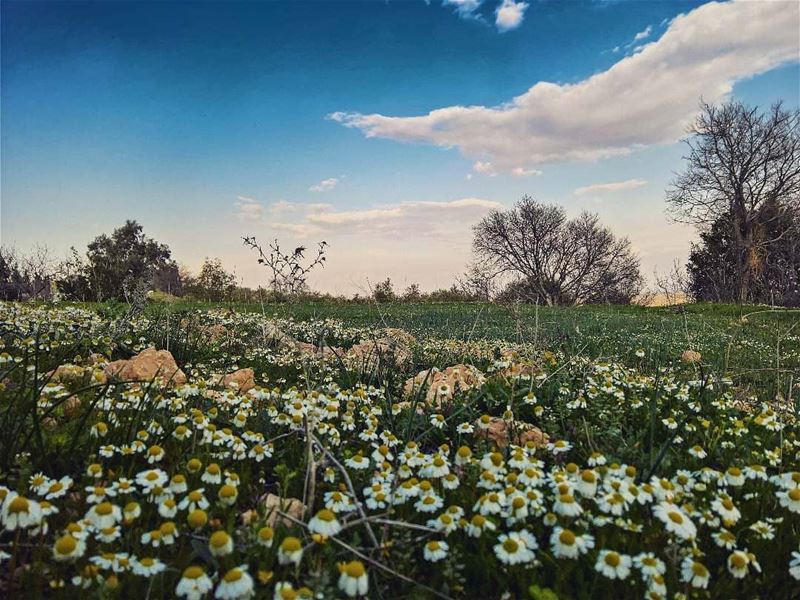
[0,304,798,598]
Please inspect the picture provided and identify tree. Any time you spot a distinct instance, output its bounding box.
[667,101,800,303]
[190,258,237,302]
[243,237,327,295]
[472,197,642,305]
[372,278,396,303]
[55,221,178,301]
[688,200,800,306]
[0,245,59,300]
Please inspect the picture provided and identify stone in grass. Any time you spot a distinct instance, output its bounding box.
[105,347,187,385]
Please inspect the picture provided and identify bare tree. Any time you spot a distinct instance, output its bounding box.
[472,197,642,306]
[667,100,800,303]
[653,260,691,306]
[243,237,327,295]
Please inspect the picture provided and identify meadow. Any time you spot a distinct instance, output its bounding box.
[0,300,798,599]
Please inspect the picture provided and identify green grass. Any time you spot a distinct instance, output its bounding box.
[132,299,800,394]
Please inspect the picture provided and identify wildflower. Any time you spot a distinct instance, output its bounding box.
[553,493,582,517]
[218,484,239,507]
[146,445,165,463]
[176,566,214,600]
[278,536,303,565]
[634,553,666,577]
[209,530,234,557]
[216,566,255,599]
[547,440,572,455]
[1,493,43,531]
[595,550,632,580]
[681,557,710,589]
[202,463,222,484]
[257,526,275,547]
[778,488,800,514]
[132,557,167,577]
[728,550,760,579]
[790,550,800,580]
[652,502,696,540]
[308,509,342,537]
[338,560,368,597]
[136,468,168,490]
[711,495,741,524]
[688,445,707,459]
[52,534,85,562]
[550,527,594,559]
[423,540,448,562]
[84,501,121,530]
[494,530,537,565]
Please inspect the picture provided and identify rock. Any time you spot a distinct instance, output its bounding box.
[681,350,702,364]
[475,417,548,449]
[220,368,255,393]
[348,328,416,371]
[63,396,82,419]
[261,493,306,528]
[403,364,484,406]
[105,347,187,385]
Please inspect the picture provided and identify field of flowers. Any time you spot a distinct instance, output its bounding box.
[0,302,798,599]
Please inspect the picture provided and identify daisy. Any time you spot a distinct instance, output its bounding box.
[595,550,632,580]
[215,566,255,599]
[634,553,666,577]
[278,537,303,566]
[778,488,800,514]
[465,514,496,538]
[550,527,594,559]
[494,530,537,565]
[338,560,369,597]
[132,557,167,577]
[553,493,582,517]
[681,557,710,589]
[176,566,214,600]
[209,530,234,557]
[1,494,43,531]
[84,502,121,530]
[652,502,696,540]
[308,509,342,537]
[257,526,274,548]
[711,495,741,524]
[728,550,760,579]
[423,540,448,562]
[52,534,85,562]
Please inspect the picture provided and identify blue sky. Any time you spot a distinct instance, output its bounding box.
[2,0,799,293]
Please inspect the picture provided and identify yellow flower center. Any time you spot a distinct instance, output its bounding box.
[55,535,77,555]
[183,566,205,579]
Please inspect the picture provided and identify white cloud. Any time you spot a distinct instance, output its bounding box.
[309,177,340,192]
[511,166,542,177]
[472,160,497,176]
[443,0,483,19]
[632,24,652,43]
[234,196,263,221]
[269,199,296,213]
[573,178,648,196]
[272,197,502,239]
[495,0,528,31]
[330,0,799,172]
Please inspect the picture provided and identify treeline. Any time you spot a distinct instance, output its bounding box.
[0,221,247,303]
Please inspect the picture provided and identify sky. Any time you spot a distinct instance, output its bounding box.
[2,0,799,295]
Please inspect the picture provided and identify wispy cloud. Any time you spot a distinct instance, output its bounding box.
[309,177,340,193]
[632,24,652,43]
[573,178,647,196]
[234,196,264,221]
[271,197,502,239]
[443,0,483,20]
[331,0,799,172]
[495,0,528,32]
